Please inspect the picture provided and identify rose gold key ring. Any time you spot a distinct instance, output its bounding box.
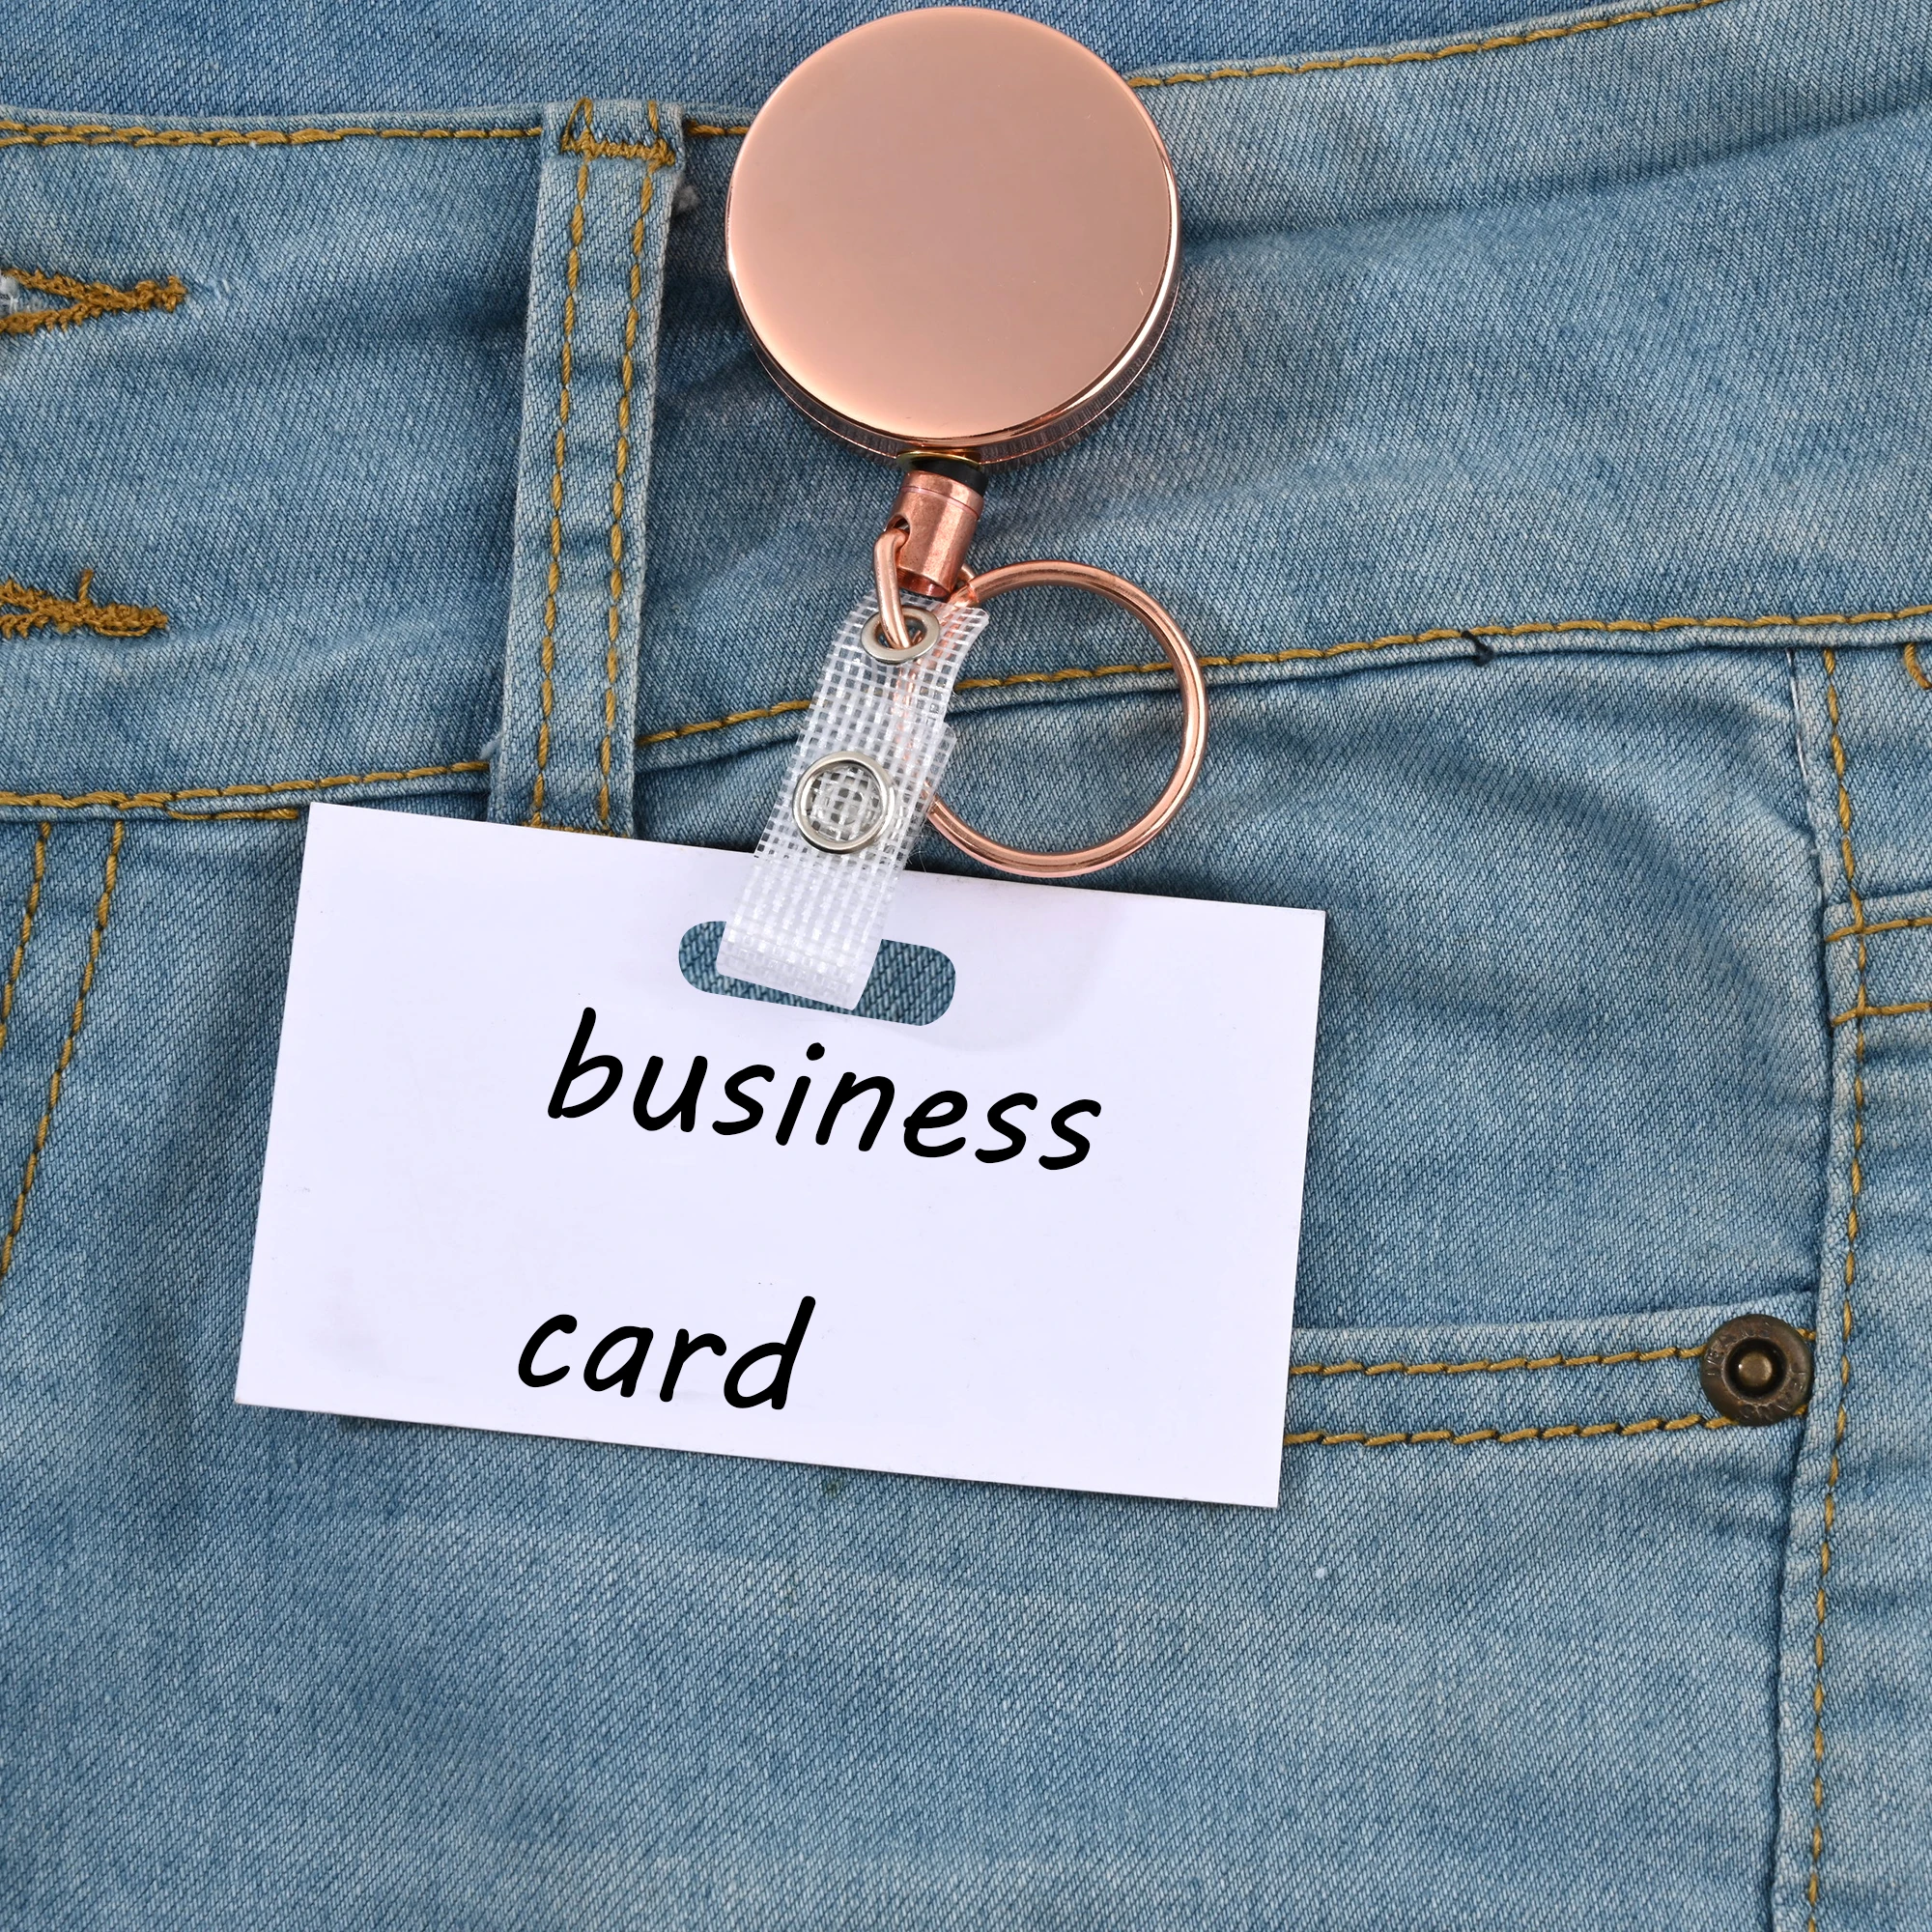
[923,559,1206,878]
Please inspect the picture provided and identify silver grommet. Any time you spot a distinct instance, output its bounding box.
[860,604,942,664]
[792,751,898,854]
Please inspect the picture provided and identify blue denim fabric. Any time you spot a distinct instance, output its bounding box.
[1,0,1928,1924]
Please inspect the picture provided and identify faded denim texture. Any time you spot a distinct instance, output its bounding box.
[1,0,1929,1924]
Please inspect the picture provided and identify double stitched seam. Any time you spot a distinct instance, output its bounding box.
[1,571,166,639]
[1292,1342,1704,1378]
[0,823,50,1055]
[595,105,673,828]
[1808,651,1864,1931]
[0,821,122,1291]
[526,107,599,827]
[1284,1412,1734,1448]
[0,270,185,336]
[635,601,1932,750]
[0,120,539,151]
[679,0,1732,136]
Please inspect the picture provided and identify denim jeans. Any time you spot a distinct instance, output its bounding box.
[1,0,1928,1923]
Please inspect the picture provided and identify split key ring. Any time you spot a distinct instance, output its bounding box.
[927,559,1208,881]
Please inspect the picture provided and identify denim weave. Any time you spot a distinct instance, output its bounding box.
[0,0,1928,1924]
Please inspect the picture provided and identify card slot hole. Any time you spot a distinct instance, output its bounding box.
[678,922,955,1026]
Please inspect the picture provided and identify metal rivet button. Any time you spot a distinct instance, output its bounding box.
[792,750,897,855]
[1700,1314,1812,1425]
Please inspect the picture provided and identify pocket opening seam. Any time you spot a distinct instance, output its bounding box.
[1284,1409,1755,1449]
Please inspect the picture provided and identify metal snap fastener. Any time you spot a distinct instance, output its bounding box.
[1700,1314,1812,1425]
[792,750,897,854]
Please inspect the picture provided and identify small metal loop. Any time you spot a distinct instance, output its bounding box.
[927,559,1207,878]
[792,750,898,854]
[861,603,942,664]
[870,523,925,659]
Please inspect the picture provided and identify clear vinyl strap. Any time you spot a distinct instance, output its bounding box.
[714,591,988,1009]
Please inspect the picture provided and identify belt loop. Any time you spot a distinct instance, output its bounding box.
[488,98,684,836]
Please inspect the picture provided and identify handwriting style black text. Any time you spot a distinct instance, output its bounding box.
[546,1009,1099,1170]
[518,1295,816,1408]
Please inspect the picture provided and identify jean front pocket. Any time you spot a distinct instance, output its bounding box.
[1264,1293,1806,1925]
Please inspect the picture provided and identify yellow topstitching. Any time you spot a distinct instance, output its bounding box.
[1,572,167,640]
[0,822,50,1057]
[0,821,122,1288]
[636,600,1932,749]
[0,762,486,814]
[560,101,675,165]
[595,103,672,828]
[0,0,1726,160]
[681,0,1731,136]
[1808,650,1863,1932]
[1823,912,1932,945]
[1285,1410,1734,1448]
[1830,998,1932,1028]
[1291,1342,1702,1378]
[0,269,186,335]
[527,106,594,826]
[1135,0,1727,90]
[0,119,540,150]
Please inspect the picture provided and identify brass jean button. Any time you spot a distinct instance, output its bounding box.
[1701,1315,1812,1424]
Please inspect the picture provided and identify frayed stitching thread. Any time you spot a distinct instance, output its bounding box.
[635,601,1932,750]
[0,572,166,639]
[0,269,185,335]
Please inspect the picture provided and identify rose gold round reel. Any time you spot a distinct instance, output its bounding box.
[725,7,1180,467]
[726,7,1206,878]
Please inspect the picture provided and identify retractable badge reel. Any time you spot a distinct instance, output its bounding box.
[714,7,1205,1008]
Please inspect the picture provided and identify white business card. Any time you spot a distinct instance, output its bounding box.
[237,805,1323,1507]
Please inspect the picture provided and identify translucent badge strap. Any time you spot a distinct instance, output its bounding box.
[715,591,988,1009]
